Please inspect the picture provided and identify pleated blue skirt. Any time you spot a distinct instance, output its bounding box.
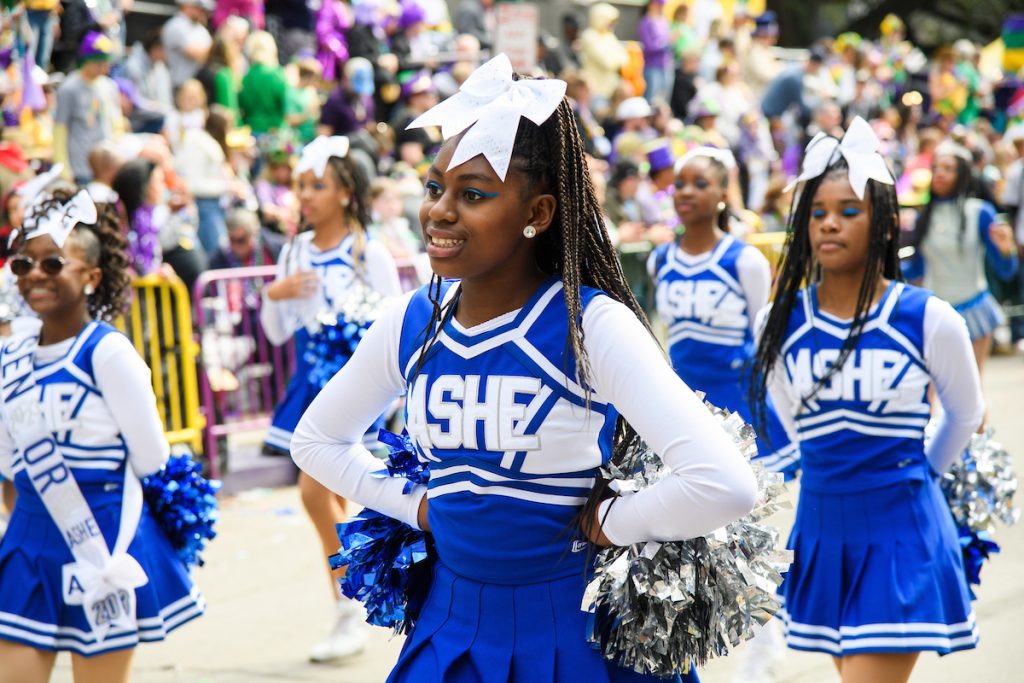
[953,290,1005,341]
[0,499,204,656]
[389,562,694,683]
[779,477,978,656]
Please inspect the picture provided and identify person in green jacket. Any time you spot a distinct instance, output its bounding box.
[198,28,244,125]
[239,30,290,135]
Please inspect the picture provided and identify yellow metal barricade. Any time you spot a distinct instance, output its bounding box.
[745,231,788,271]
[116,274,205,454]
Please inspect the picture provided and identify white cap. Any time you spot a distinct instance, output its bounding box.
[616,96,653,122]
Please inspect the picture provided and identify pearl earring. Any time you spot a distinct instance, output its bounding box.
[523,225,537,239]
[84,284,95,296]
[717,201,727,212]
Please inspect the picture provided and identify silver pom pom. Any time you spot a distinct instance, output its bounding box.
[582,402,793,677]
[940,427,1019,533]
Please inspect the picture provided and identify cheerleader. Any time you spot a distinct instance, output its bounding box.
[649,147,799,477]
[260,135,401,662]
[751,119,984,682]
[291,54,757,682]
[0,189,204,683]
[903,141,1018,376]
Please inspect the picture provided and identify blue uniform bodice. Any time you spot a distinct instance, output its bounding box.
[397,279,615,585]
[780,283,933,493]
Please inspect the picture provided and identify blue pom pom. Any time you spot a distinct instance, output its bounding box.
[304,317,372,390]
[141,450,222,568]
[957,524,1000,599]
[330,428,432,634]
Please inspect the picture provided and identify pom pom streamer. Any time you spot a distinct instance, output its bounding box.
[937,428,1018,595]
[141,447,221,568]
[331,429,434,635]
[582,405,793,677]
[304,284,384,390]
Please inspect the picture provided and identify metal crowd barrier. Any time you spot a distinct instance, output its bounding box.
[191,258,425,479]
[116,274,206,455]
[192,266,292,480]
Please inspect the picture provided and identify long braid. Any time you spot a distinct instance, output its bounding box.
[750,160,901,438]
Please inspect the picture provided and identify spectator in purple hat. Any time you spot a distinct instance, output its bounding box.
[116,76,166,135]
[390,0,435,71]
[320,57,376,137]
[636,140,679,242]
[54,31,124,185]
[637,1,673,104]
[162,0,214,89]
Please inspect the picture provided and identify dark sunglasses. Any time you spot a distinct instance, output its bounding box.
[9,254,68,277]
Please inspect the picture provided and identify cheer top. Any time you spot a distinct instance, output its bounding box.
[260,231,402,347]
[291,277,758,585]
[648,235,769,383]
[0,322,169,489]
[766,282,984,493]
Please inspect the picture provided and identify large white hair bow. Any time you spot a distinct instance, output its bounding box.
[295,135,351,178]
[17,190,98,248]
[406,53,567,181]
[786,116,894,200]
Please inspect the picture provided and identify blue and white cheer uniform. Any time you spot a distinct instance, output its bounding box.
[649,235,799,475]
[261,231,401,453]
[292,277,757,682]
[766,282,984,656]
[0,322,204,656]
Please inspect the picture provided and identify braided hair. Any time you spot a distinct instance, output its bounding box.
[411,76,654,534]
[749,159,901,437]
[20,189,131,322]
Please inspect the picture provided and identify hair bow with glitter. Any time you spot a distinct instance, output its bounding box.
[674,146,737,174]
[785,116,894,200]
[15,189,98,249]
[295,135,351,178]
[406,53,567,181]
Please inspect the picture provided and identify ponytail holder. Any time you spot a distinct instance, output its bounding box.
[405,53,567,181]
[785,116,894,200]
[295,135,351,178]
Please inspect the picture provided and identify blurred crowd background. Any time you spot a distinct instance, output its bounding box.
[1,0,1023,340]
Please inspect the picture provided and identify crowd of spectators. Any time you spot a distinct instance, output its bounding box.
[1,0,1023,339]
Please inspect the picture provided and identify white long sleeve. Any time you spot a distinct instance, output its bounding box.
[293,291,758,540]
[260,234,403,347]
[260,237,304,346]
[923,297,985,473]
[290,292,423,527]
[93,333,171,478]
[586,297,758,545]
[736,246,772,335]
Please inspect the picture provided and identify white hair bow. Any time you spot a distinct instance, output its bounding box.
[295,136,351,178]
[406,53,567,181]
[17,190,98,248]
[674,146,737,175]
[785,116,894,200]
[16,163,64,203]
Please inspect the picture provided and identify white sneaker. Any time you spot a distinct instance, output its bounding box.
[308,599,369,663]
[731,619,786,683]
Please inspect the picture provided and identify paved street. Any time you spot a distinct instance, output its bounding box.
[48,353,1024,683]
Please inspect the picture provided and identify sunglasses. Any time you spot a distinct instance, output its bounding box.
[9,254,68,277]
